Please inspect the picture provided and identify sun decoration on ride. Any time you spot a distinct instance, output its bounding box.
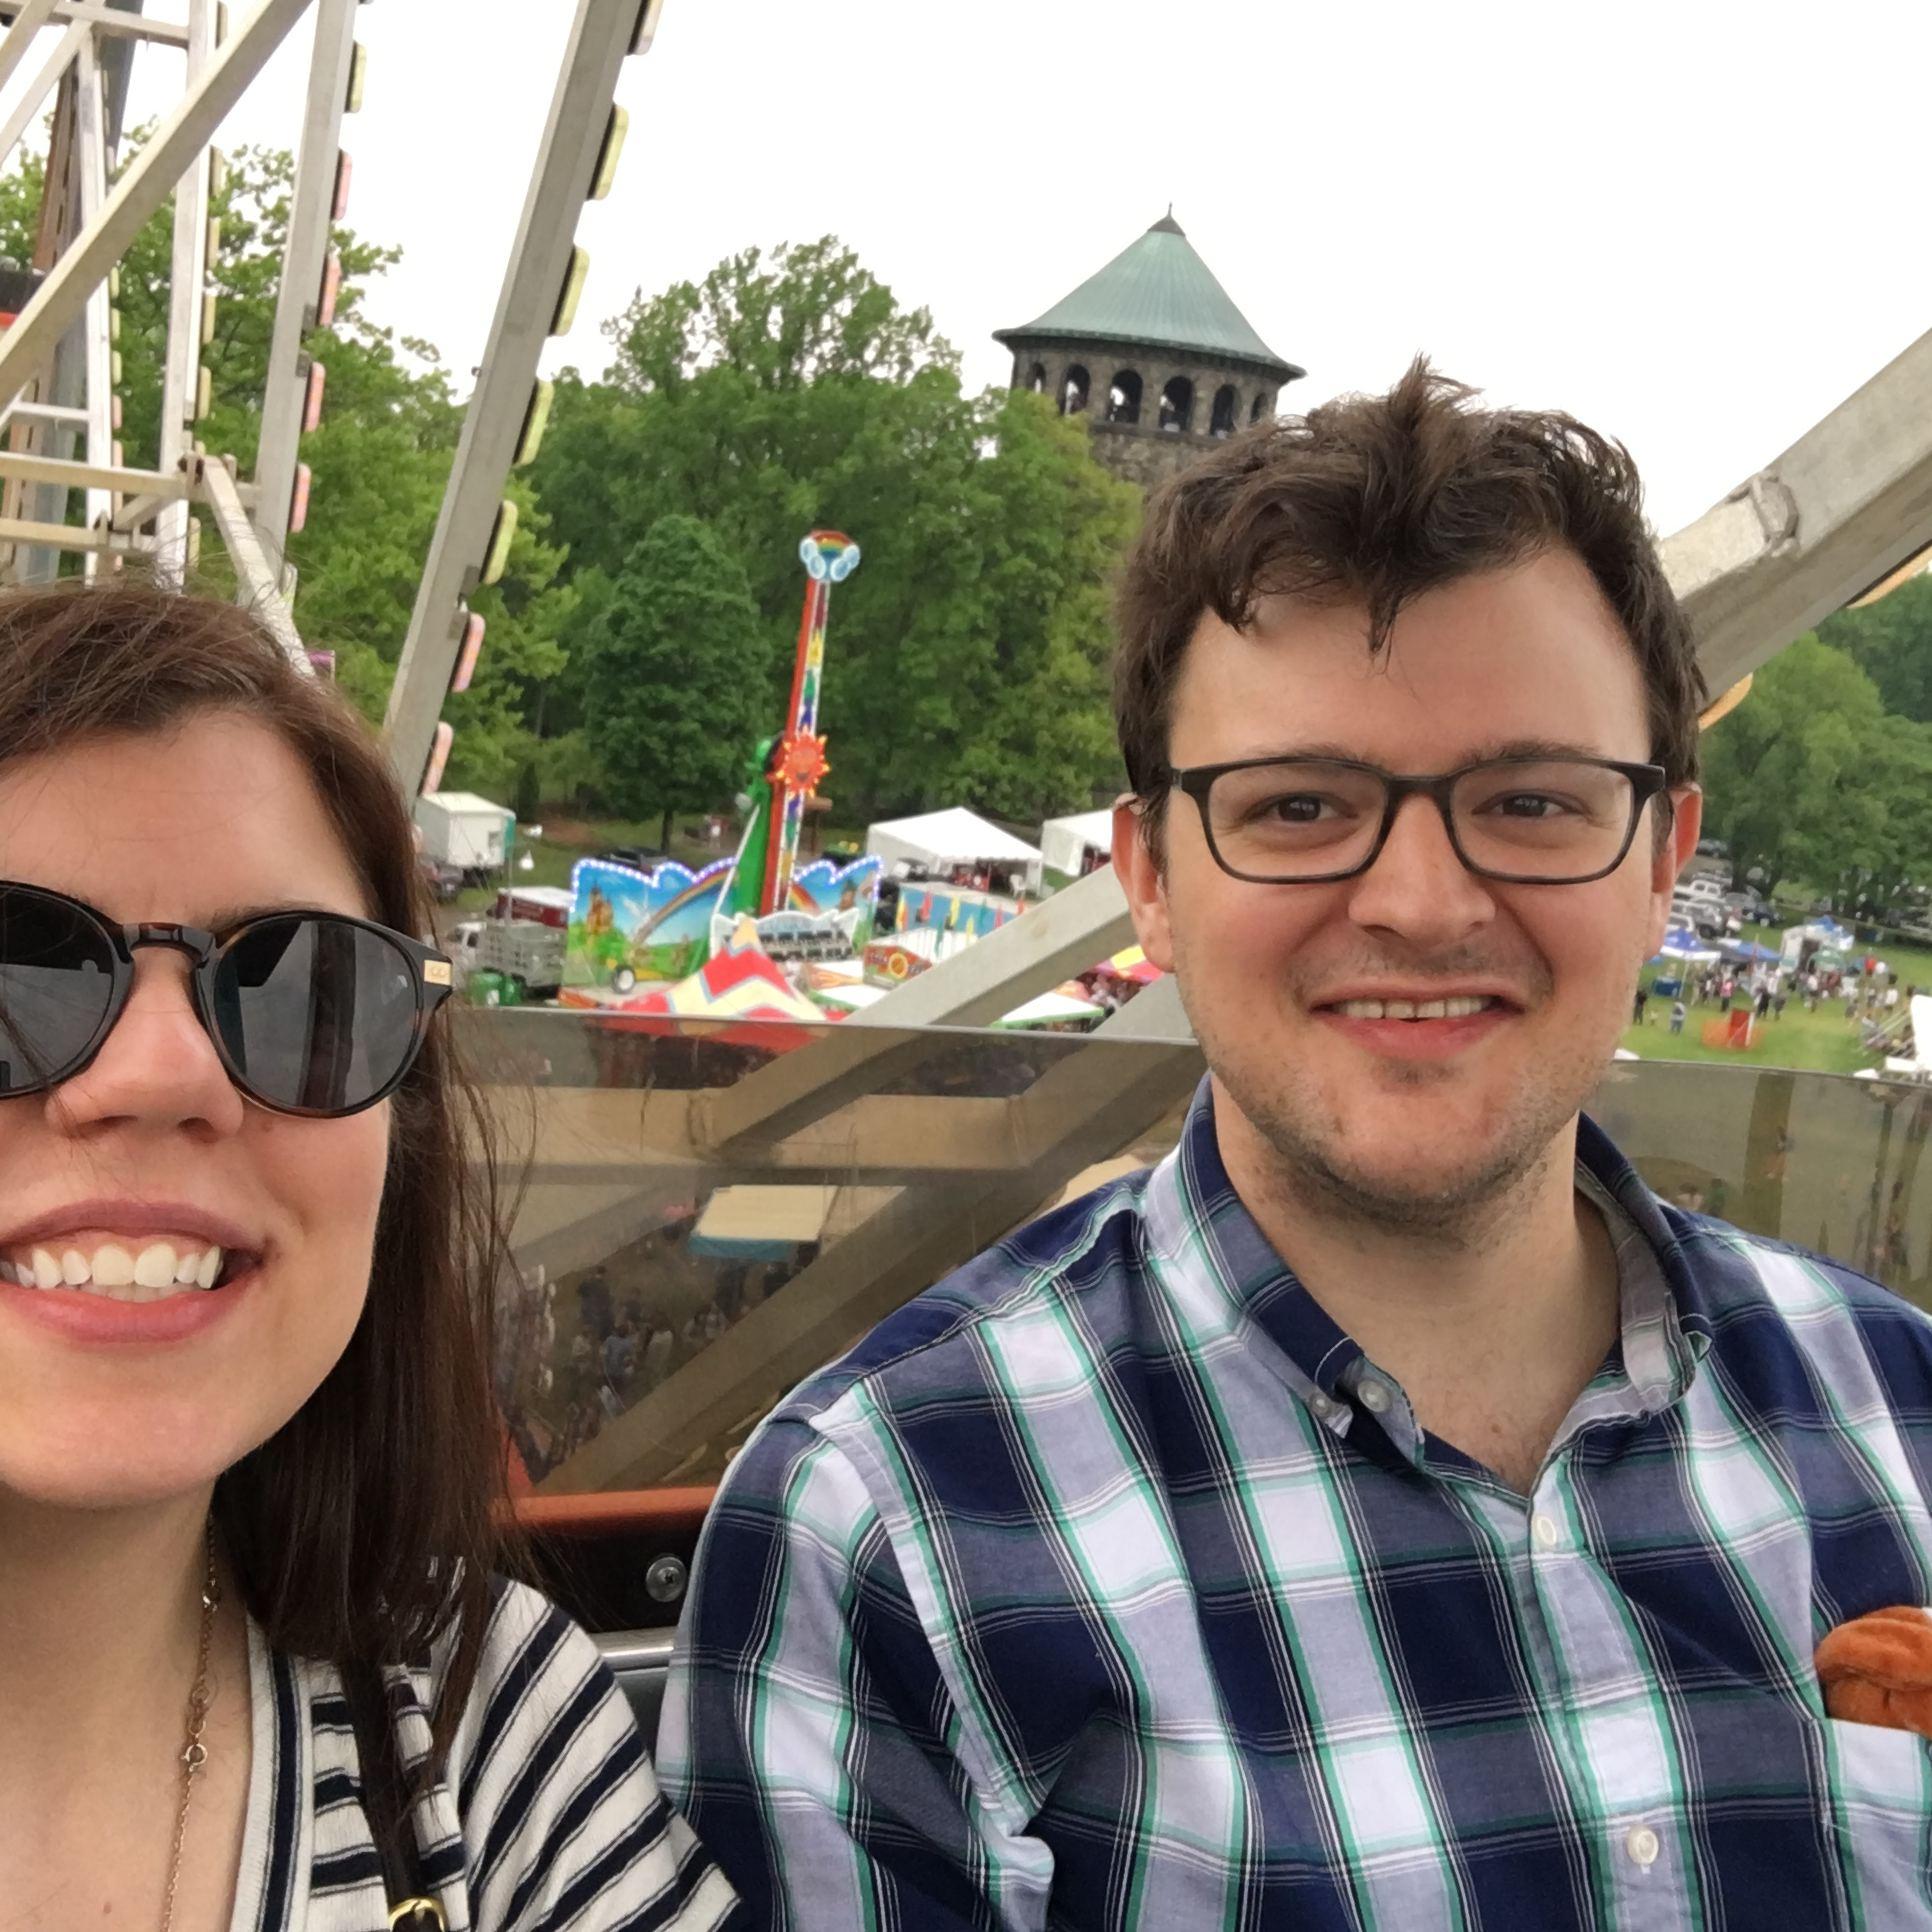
[774,730,830,797]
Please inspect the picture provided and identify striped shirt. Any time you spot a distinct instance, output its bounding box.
[231,1578,740,1930]
[661,1078,1932,1929]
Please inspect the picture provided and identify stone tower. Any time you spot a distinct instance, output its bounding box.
[995,213,1303,490]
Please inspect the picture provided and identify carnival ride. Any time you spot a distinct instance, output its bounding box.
[560,528,881,998]
[4,0,1932,1737]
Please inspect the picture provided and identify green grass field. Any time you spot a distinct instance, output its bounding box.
[1622,924,1931,1073]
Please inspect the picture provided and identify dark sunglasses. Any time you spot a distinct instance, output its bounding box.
[0,880,453,1119]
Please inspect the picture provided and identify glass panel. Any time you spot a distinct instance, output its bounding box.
[476,1007,1932,1496]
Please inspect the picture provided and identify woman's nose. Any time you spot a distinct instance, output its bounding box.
[46,954,246,1137]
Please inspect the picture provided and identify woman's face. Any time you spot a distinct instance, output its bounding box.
[0,712,392,1512]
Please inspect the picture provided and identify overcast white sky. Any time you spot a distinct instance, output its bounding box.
[24,0,1932,536]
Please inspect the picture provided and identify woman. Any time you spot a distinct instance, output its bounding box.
[0,582,739,1929]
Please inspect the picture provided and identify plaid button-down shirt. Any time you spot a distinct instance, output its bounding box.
[661,1080,1932,1929]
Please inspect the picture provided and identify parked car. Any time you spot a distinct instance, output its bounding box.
[419,855,465,903]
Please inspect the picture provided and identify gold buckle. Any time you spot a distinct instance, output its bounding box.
[388,1903,447,1931]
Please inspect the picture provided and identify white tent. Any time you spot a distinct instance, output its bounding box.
[866,807,1043,890]
[1039,808,1114,880]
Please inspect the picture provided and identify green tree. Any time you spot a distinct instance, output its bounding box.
[529,238,1139,819]
[1821,573,1932,726]
[1697,636,1892,898]
[581,515,774,848]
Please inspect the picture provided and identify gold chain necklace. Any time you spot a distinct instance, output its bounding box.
[158,1521,220,1932]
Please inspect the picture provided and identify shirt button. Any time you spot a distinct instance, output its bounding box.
[1357,1379,1392,1414]
[1625,1825,1660,1868]
[1307,1392,1335,1420]
[1531,1513,1560,1550]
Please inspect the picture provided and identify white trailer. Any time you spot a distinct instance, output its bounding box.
[414,792,511,876]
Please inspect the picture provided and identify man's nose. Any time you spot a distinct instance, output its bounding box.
[1342,794,1499,945]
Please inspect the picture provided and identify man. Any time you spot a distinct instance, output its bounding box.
[662,363,1932,1927]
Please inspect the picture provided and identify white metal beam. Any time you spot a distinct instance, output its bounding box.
[250,0,356,558]
[110,487,169,530]
[0,511,142,551]
[196,455,310,671]
[383,0,643,793]
[38,2,188,43]
[1665,326,1932,694]
[73,29,111,566]
[0,0,314,418]
[0,16,84,167]
[1,398,86,426]
[0,448,185,494]
[0,0,62,92]
[152,0,214,583]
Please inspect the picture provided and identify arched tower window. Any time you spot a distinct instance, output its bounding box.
[1158,376,1194,433]
[1250,392,1270,425]
[1210,384,1238,437]
[1061,364,1090,415]
[1107,369,1143,425]
[1025,361,1048,394]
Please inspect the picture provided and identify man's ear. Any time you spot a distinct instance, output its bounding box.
[1111,795,1175,972]
[1643,783,1704,955]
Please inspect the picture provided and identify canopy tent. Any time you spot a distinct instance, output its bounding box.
[1651,925,1720,966]
[865,807,1043,890]
[809,981,889,1013]
[1039,808,1114,879]
[995,989,1106,1030]
[1721,939,1781,965]
[689,1185,835,1262]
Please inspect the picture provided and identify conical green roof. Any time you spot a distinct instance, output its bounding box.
[996,214,1300,380]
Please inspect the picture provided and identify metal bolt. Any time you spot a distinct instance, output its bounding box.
[645,1555,687,1605]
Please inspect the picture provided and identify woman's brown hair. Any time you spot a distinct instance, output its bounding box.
[1114,358,1708,850]
[0,576,518,1770]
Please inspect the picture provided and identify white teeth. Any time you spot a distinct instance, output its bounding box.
[133,1242,178,1289]
[2,1239,227,1299]
[92,1244,134,1288]
[1333,995,1497,1022]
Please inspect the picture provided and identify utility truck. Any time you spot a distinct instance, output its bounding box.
[449,886,574,1001]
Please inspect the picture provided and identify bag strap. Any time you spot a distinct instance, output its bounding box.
[341,1659,448,1932]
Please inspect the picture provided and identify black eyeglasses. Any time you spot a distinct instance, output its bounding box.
[1160,754,1670,886]
[0,881,453,1119]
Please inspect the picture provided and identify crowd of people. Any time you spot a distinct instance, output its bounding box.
[1634,955,1917,1042]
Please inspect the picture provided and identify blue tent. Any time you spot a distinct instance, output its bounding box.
[1650,924,1719,966]
[1722,939,1781,965]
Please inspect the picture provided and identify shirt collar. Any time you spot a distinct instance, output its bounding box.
[1146,1077,1712,1440]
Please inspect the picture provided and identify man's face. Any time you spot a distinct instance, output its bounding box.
[1114,549,1701,1230]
